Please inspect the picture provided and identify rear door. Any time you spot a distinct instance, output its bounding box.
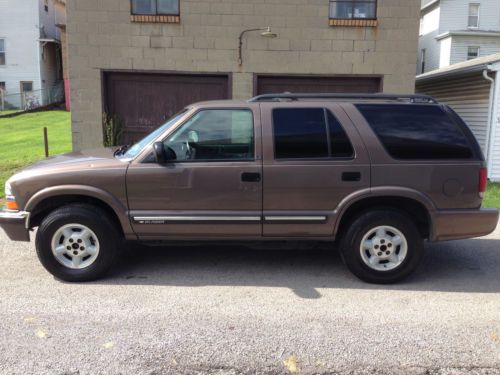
[261,102,370,237]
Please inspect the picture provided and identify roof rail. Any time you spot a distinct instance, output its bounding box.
[248,93,438,104]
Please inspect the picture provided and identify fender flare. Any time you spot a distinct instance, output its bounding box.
[333,186,436,236]
[25,185,135,237]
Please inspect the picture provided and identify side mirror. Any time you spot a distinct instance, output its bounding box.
[153,142,176,164]
[153,142,167,164]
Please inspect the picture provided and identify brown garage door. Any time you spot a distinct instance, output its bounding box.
[104,72,230,143]
[255,75,381,96]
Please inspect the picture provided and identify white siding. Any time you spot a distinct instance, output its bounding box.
[0,0,41,108]
[489,70,500,181]
[416,73,491,153]
[440,0,500,33]
[418,4,441,73]
[418,0,500,73]
[450,36,500,65]
[439,36,452,67]
[421,5,440,35]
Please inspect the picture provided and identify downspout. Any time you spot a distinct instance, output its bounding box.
[482,68,495,172]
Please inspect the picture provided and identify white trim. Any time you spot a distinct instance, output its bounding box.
[435,31,500,41]
[487,65,500,175]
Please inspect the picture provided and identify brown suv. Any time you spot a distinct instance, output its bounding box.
[1,93,498,283]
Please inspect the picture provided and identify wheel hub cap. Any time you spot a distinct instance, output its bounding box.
[51,224,100,269]
[359,225,408,271]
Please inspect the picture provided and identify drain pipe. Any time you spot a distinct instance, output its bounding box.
[483,67,495,171]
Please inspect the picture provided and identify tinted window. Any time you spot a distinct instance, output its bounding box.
[273,108,328,159]
[327,110,354,157]
[356,104,473,159]
[273,108,353,159]
[165,109,254,161]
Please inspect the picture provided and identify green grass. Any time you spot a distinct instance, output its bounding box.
[0,110,71,198]
[0,109,23,116]
[483,182,500,209]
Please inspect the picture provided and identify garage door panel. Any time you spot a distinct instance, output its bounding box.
[256,75,381,95]
[105,73,229,144]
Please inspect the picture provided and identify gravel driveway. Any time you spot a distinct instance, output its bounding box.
[0,224,499,375]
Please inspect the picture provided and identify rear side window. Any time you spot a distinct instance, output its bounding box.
[356,104,473,159]
[327,110,354,157]
[273,108,353,159]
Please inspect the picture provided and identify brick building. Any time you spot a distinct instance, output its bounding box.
[66,0,420,149]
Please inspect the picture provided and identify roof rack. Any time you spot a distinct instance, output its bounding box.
[248,93,438,104]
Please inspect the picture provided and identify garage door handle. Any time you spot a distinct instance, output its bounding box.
[241,172,261,182]
[342,172,361,182]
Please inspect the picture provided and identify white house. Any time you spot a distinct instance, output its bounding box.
[418,0,500,74]
[0,0,64,110]
[416,53,500,181]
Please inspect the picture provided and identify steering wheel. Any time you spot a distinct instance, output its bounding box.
[182,140,192,159]
[185,130,199,159]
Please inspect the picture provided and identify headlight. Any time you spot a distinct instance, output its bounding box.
[5,182,12,198]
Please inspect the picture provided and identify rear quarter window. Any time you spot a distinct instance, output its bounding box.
[356,104,474,160]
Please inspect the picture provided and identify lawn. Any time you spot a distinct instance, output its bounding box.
[0,110,71,198]
[0,109,23,116]
[483,182,500,209]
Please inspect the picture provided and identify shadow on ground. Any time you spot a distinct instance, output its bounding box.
[86,236,500,297]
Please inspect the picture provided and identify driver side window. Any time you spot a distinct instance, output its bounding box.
[164,109,254,161]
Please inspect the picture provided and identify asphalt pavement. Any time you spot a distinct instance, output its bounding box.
[0,223,499,375]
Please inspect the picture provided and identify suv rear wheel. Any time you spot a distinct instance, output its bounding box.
[340,209,424,284]
[35,204,119,282]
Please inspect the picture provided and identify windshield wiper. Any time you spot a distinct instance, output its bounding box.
[113,144,131,156]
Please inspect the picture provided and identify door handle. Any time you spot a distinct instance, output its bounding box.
[241,172,261,182]
[342,172,361,182]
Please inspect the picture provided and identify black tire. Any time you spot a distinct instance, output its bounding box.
[35,204,119,282]
[339,209,424,284]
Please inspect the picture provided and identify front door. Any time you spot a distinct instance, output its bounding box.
[260,102,370,237]
[126,106,263,239]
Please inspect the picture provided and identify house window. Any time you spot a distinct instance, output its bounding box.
[329,0,378,27]
[420,49,426,74]
[468,3,480,28]
[130,0,180,23]
[44,0,48,12]
[0,39,5,65]
[467,46,480,60]
[0,82,5,92]
[21,81,33,93]
[131,0,179,15]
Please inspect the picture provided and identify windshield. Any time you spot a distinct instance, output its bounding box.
[118,110,188,159]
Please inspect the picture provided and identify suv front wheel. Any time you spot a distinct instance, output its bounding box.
[35,204,119,282]
[340,209,424,284]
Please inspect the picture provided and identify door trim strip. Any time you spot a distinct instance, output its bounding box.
[133,216,261,223]
[132,215,328,224]
[264,216,327,222]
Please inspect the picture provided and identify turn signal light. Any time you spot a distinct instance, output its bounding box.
[5,200,19,211]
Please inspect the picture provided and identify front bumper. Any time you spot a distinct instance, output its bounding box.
[0,210,30,242]
[432,208,499,241]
